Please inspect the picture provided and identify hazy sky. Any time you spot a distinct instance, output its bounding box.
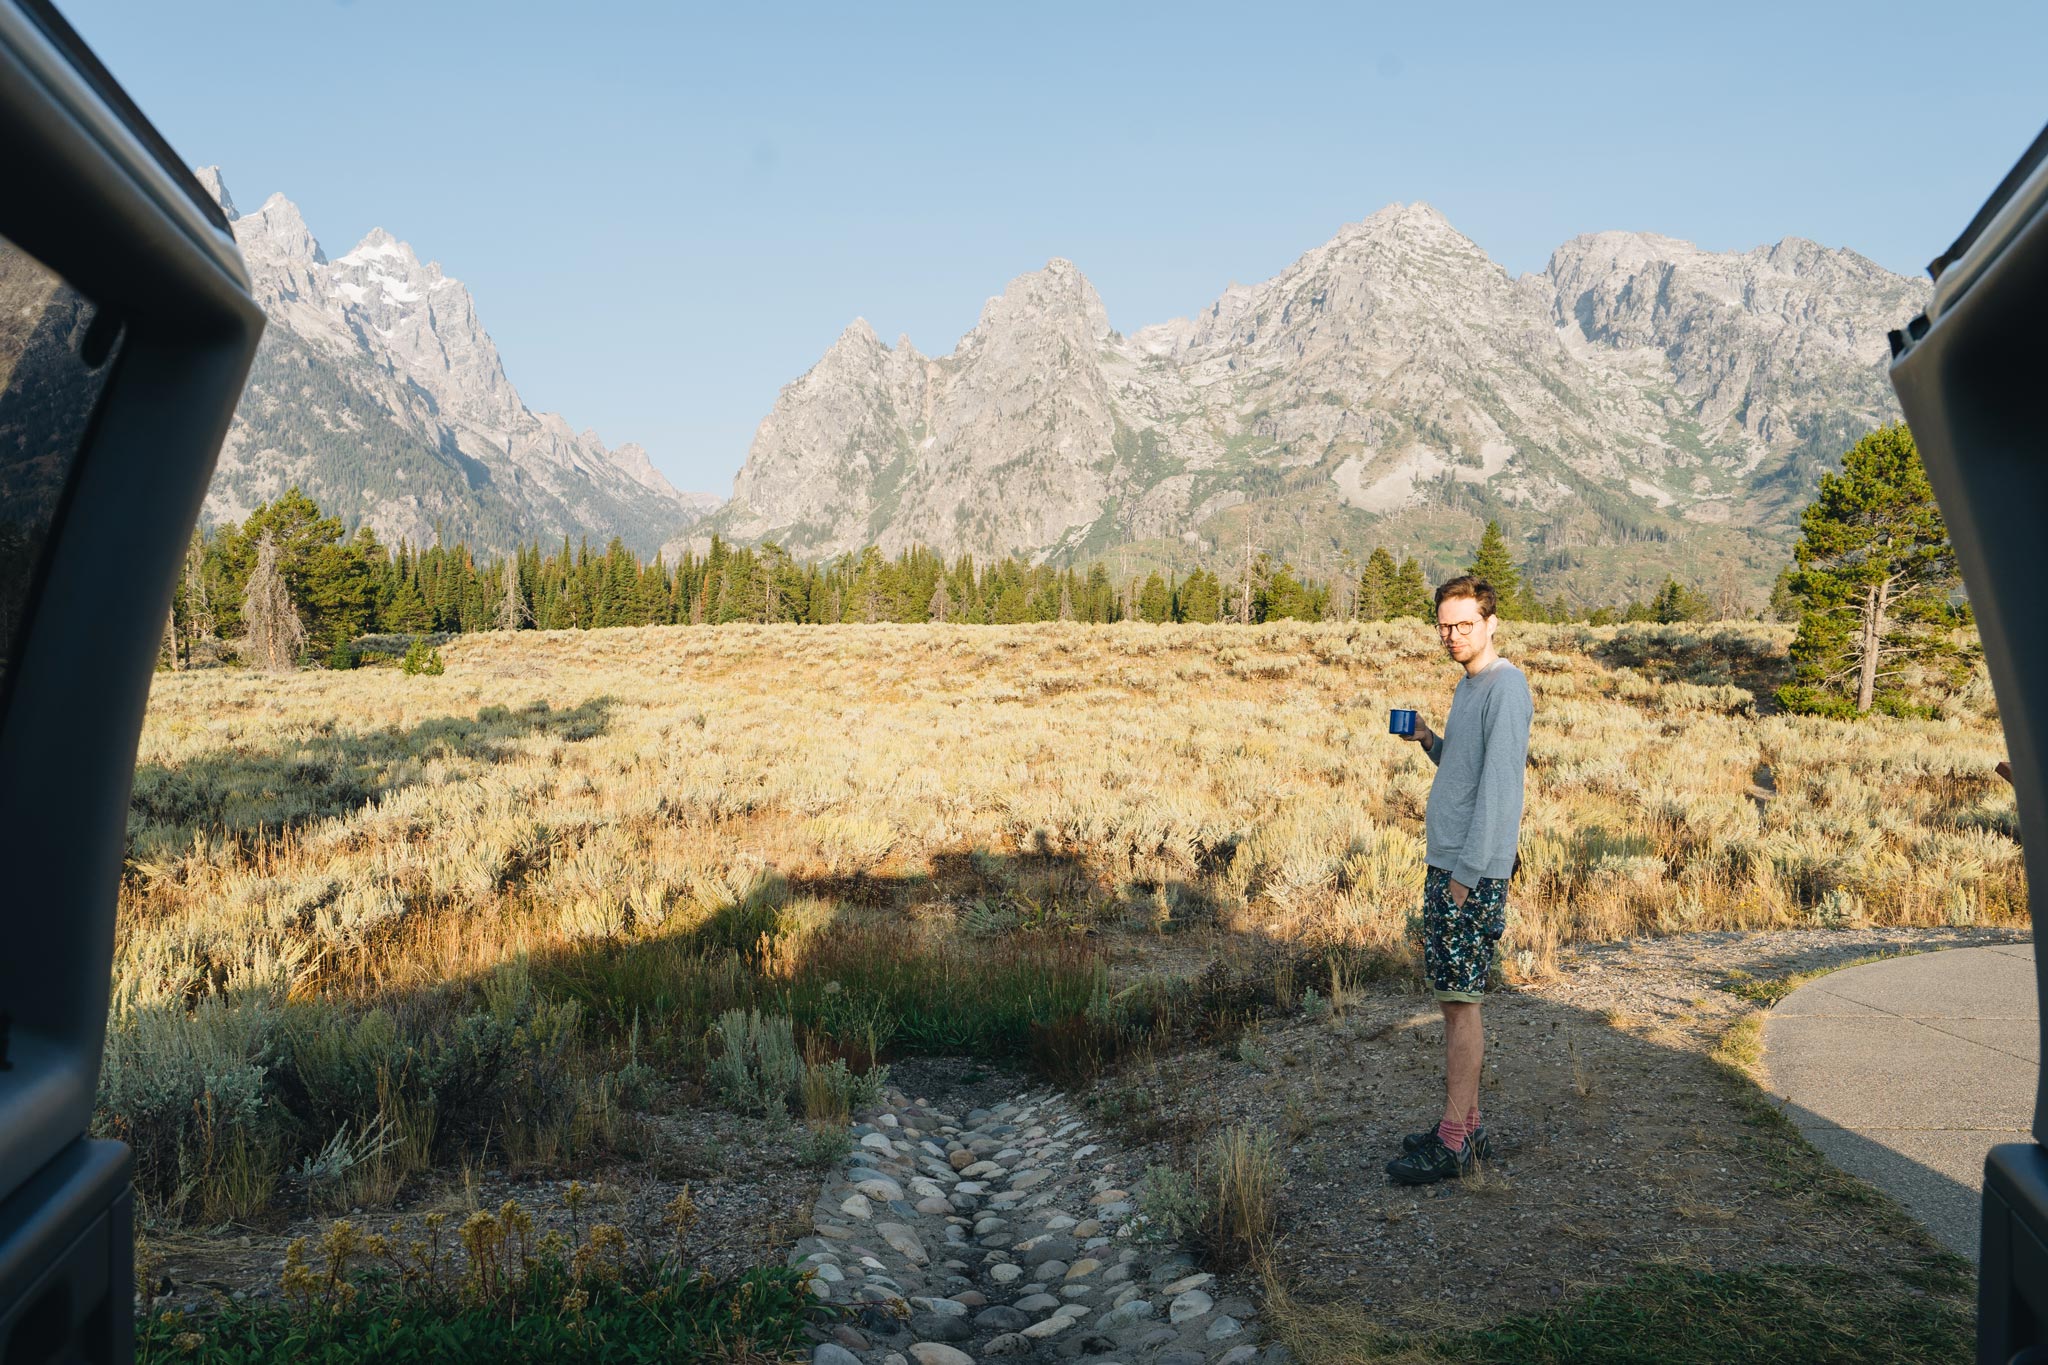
[58,0,2048,494]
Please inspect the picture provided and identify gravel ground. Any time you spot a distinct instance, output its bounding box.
[1090,924,2028,1332]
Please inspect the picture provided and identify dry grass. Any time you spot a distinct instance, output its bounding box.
[111,619,2020,1223]
[1200,1123,1281,1266]
[122,620,2017,1010]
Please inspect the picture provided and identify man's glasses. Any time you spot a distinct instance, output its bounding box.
[1436,620,1477,638]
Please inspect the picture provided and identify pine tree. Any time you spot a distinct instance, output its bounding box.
[1177,568,1222,624]
[1260,562,1319,621]
[383,575,433,633]
[1057,577,1074,622]
[1137,571,1171,623]
[993,581,1031,624]
[1767,566,1801,623]
[1781,423,1965,715]
[1468,520,1523,615]
[854,547,889,623]
[300,540,375,647]
[1084,563,1113,623]
[1392,556,1431,619]
[1358,547,1397,621]
[929,575,951,623]
[241,530,306,671]
[1650,577,1712,623]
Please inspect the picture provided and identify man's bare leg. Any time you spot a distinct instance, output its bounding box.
[1440,1000,1483,1132]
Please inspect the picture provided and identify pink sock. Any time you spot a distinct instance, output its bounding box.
[1466,1105,1481,1130]
[1436,1116,1472,1152]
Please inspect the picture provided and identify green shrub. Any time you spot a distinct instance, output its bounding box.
[707,1008,804,1121]
[326,641,358,670]
[798,1123,853,1168]
[401,638,445,676]
[97,995,280,1220]
[799,1052,889,1125]
[282,1006,411,1139]
[783,928,1109,1056]
[608,1015,660,1111]
[808,981,899,1067]
[1134,1163,1209,1243]
[1775,683,1857,718]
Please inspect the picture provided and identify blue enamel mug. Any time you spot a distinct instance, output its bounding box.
[1389,708,1417,736]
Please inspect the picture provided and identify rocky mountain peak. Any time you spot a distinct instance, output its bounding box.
[1340,200,1458,241]
[1547,229,1699,280]
[1547,228,1917,373]
[223,190,328,309]
[707,200,1928,600]
[196,166,716,554]
[826,316,885,355]
[805,318,903,396]
[1321,202,1503,283]
[336,227,417,268]
[193,165,236,220]
[962,259,1112,357]
[238,193,325,261]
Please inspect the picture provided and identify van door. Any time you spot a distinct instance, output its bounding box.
[0,2,262,1360]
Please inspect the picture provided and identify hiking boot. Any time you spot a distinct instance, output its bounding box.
[1385,1134,1476,1186]
[1400,1124,1491,1161]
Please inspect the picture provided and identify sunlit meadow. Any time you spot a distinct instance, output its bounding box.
[107,620,2020,1224]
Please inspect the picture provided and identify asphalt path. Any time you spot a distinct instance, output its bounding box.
[1762,943,2039,1258]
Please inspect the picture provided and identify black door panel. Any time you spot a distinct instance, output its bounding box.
[1889,125,2048,1365]
[0,2,261,1360]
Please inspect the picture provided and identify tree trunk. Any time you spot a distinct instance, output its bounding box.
[1856,581,1889,713]
[500,557,522,631]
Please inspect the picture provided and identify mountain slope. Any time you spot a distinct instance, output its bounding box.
[198,168,717,554]
[699,205,1925,603]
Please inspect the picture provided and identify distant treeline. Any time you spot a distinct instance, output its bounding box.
[165,489,1749,665]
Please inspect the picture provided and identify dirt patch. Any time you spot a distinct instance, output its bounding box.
[1084,925,2027,1331]
[881,1054,1035,1115]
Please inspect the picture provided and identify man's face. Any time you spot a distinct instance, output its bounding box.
[1436,596,1492,664]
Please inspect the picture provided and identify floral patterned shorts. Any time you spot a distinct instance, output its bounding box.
[1422,865,1509,1003]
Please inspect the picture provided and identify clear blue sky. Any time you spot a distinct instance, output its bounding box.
[58,0,2048,495]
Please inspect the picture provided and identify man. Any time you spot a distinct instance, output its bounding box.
[1386,575,1532,1185]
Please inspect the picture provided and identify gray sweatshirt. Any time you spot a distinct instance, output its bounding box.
[1423,657,1532,889]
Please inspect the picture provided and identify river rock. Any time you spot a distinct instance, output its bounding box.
[878,1223,930,1265]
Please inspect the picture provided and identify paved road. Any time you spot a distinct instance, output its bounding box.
[1762,944,2039,1258]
